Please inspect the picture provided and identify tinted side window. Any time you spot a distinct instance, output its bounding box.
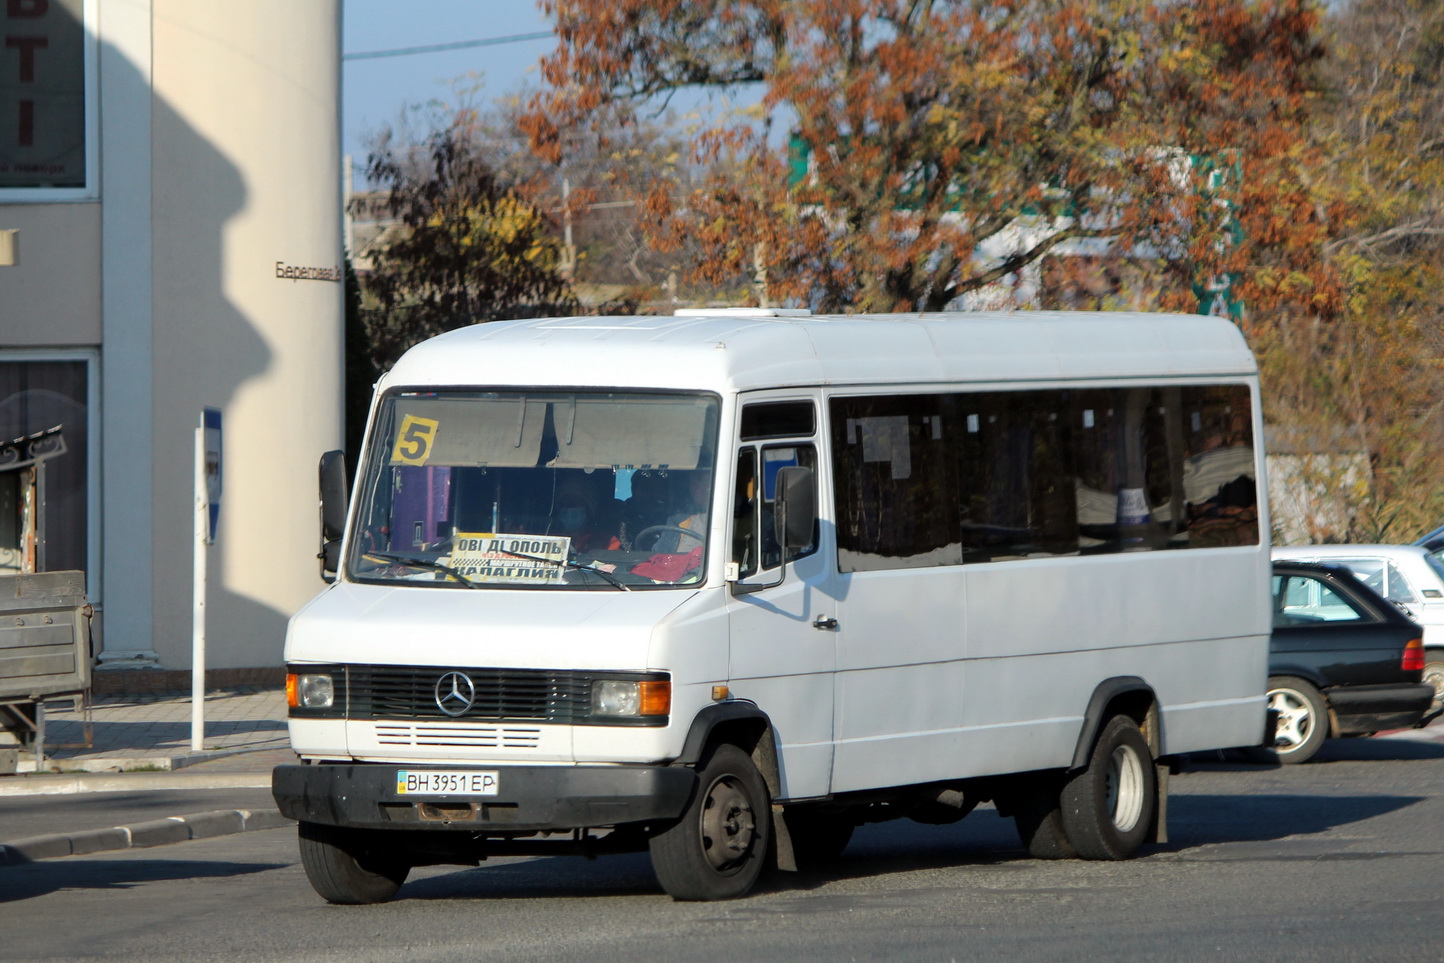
[830,384,1257,573]
[831,395,957,572]
[741,402,816,441]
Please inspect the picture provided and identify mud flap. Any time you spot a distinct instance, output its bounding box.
[771,802,797,872]
[1149,763,1169,844]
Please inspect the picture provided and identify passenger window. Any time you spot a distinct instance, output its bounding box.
[1273,574,1367,626]
[741,401,815,440]
[1385,562,1417,602]
[732,444,817,577]
[831,384,1258,573]
[1338,558,1413,601]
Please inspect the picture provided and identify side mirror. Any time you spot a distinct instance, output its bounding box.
[730,465,816,597]
[773,466,816,551]
[319,450,348,582]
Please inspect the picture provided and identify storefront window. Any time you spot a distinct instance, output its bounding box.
[0,359,89,576]
[1,0,89,190]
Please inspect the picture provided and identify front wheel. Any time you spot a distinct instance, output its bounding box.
[1060,714,1157,860]
[297,821,410,905]
[1267,676,1329,764]
[650,743,771,900]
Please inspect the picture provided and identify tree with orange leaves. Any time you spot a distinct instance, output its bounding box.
[522,0,1336,321]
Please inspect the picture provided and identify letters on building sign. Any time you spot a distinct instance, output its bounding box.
[274,262,343,283]
[1,0,85,189]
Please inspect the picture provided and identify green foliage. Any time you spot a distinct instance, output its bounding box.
[360,120,577,371]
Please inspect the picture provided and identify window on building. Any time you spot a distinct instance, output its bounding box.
[0,359,89,577]
[1,0,91,192]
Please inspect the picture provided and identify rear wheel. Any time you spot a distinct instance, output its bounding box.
[1422,654,1444,715]
[297,821,410,905]
[1267,676,1329,764]
[650,743,771,900]
[1060,714,1156,860]
[1012,775,1077,859]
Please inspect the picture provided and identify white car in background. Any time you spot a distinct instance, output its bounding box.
[1272,544,1444,714]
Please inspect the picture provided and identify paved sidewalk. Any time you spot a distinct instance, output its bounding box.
[0,687,295,865]
[13,686,290,775]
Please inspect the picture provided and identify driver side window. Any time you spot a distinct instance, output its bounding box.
[732,443,817,578]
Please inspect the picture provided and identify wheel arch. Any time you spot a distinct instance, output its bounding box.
[673,701,779,798]
[1267,665,1329,691]
[1070,676,1160,770]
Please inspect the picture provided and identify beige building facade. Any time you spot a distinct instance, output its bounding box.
[0,0,343,673]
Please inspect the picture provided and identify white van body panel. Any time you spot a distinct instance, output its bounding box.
[288,309,1268,802]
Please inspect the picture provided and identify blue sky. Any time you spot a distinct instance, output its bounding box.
[342,0,557,172]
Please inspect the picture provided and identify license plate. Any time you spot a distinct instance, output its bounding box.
[395,770,500,796]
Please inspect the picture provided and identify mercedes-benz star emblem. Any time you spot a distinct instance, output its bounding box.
[434,671,475,717]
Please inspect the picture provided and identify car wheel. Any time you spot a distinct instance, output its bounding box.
[1012,774,1077,859]
[1422,653,1444,715]
[1060,714,1156,860]
[1267,676,1329,764]
[297,821,410,905]
[650,743,771,900]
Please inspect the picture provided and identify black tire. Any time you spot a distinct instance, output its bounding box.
[650,743,771,900]
[1422,654,1444,715]
[786,811,855,867]
[1060,714,1157,860]
[297,821,410,905]
[1012,775,1077,859]
[1266,675,1329,764]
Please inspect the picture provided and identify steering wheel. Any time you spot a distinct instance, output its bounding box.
[633,525,701,552]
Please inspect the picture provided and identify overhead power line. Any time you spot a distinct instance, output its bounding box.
[344,31,553,62]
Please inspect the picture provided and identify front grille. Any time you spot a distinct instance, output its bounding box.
[348,666,591,723]
[374,723,542,748]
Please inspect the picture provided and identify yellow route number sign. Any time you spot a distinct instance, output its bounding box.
[391,415,439,466]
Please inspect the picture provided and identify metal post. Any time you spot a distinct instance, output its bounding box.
[191,425,206,751]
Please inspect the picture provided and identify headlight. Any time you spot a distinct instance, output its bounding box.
[591,679,670,718]
[287,672,335,709]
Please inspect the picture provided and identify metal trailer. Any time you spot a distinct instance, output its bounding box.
[0,427,92,773]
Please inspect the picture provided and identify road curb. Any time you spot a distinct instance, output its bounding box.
[0,808,293,867]
[0,771,273,796]
[13,745,288,775]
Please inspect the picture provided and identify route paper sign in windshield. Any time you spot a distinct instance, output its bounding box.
[443,533,569,585]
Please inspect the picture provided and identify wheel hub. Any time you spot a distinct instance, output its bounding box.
[700,775,756,871]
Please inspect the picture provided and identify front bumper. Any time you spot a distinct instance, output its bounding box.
[1326,683,1435,736]
[272,762,696,833]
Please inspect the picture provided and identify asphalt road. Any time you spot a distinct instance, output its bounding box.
[3,735,1443,962]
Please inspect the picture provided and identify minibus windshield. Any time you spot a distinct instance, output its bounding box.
[348,390,720,590]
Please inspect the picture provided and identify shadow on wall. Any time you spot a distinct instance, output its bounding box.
[97,30,294,670]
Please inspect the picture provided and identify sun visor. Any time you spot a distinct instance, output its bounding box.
[388,397,546,467]
[550,397,711,470]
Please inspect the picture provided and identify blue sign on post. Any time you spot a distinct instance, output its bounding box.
[203,407,222,544]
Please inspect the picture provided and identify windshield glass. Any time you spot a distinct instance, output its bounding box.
[348,390,720,590]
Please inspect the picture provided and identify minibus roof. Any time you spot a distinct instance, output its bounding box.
[382,310,1256,393]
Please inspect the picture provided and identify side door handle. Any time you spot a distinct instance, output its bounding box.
[812,615,838,630]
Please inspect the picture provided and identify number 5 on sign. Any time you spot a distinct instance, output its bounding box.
[391,415,439,466]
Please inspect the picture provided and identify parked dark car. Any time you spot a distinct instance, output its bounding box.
[1268,560,1434,764]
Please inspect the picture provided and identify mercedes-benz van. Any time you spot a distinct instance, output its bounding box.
[273,309,1272,903]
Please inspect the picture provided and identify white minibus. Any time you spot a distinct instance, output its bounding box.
[273,309,1272,904]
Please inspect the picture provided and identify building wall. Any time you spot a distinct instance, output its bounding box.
[1,0,343,672]
[0,203,101,344]
[142,2,343,669]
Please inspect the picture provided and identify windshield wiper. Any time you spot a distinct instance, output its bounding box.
[492,548,631,592]
[363,552,479,589]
